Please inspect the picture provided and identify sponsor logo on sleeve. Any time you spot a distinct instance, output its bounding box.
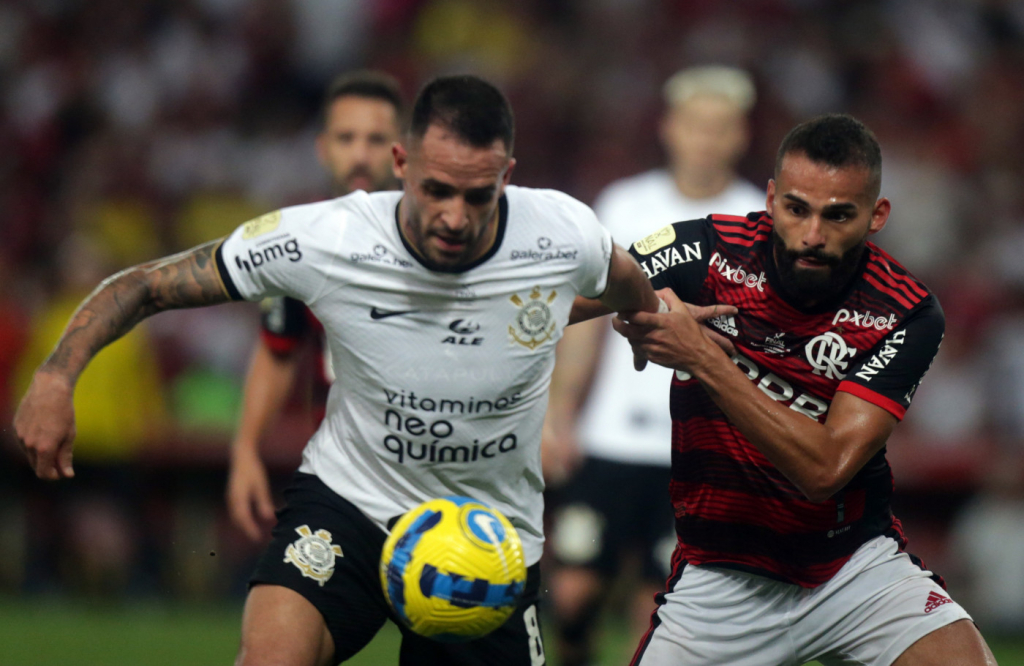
[638,242,702,279]
[854,330,907,382]
[508,287,557,349]
[805,332,857,380]
[234,237,302,272]
[633,225,676,255]
[709,253,766,291]
[241,210,282,239]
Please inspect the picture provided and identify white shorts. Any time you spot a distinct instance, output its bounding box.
[632,536,972,666]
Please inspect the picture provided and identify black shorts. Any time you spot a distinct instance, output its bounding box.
[251,473,546,665]
[549,457,675,581]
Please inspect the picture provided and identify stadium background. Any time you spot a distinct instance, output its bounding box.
[1,0,1023,664]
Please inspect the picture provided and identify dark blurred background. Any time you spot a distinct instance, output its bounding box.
[1,0,1023,663]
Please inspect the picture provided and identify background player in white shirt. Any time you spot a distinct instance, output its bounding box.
[227,71,404,542]
[14,75,739,666]
[545,65,766,666]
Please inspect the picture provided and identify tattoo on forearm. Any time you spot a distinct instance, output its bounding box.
[43,241,231,379]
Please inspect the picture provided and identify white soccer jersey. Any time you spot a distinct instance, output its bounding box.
[216,186,613,564]
[580,169,765,465]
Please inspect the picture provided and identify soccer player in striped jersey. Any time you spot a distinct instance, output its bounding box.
[606,115,995,665]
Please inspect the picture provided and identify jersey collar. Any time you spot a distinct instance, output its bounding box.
[394,195,509,274]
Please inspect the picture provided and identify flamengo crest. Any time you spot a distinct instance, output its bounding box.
[805,332,857,380]
[509,287,557,349]
[284,525,344,586]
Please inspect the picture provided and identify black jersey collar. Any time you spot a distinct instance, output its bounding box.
[394,195,508,274]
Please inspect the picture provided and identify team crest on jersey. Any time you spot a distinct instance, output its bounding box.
[284,525,344,586]
[805,332,857,380]
[633,225,676,255]
[241,210,282,239]
[509,287,557,349]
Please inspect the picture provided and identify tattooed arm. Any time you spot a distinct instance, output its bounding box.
[14,241,233,480]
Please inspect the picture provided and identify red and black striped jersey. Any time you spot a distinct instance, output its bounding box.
[628,213,944,587]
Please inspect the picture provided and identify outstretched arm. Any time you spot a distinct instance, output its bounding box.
[14,240,232,480]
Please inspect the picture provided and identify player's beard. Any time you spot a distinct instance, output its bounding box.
[771,229,866,308]
[337,165,394,196]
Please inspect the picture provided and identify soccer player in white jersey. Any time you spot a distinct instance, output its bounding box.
[13,75,737,666]
[545,65,766,666]
[227,71,404,542]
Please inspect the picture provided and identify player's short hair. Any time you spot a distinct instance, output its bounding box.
[409,75,515,154]
[775,114,883,199]
[663,65,756,113]
[323,71,404,126]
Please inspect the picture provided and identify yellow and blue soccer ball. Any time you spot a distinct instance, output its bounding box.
[380,496,527,642]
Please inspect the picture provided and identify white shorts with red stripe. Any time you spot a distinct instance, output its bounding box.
[631,535,971,666]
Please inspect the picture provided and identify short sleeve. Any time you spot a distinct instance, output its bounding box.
[837,297,945,420]
[215,204,338,303]
[569,201,614,299]
[627,218,714,302]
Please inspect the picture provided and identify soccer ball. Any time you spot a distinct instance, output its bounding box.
[380,496,527,642]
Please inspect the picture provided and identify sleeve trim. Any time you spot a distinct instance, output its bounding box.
[260,329,301,356]
[836,381,907,420]
[214,240,244,301]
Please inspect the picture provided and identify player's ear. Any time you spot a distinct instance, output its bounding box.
[868,197,891,236]
[765,179,777,216]
[501,158,516,187]
[393,142,409,179]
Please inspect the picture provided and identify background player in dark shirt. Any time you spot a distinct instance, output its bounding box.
[610,115,995,665]
[227,72,403,540]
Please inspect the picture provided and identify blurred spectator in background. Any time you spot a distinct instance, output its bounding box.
[226,71,404,542]
[544,65,765,666]
[14,234,167,595]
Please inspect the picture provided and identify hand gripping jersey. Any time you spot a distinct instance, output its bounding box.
[628,214,944,587]
[215,186,613,565]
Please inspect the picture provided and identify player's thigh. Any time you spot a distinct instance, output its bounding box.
[891,619,996,666]
[237,584,334,666]
[631,562,798,666]
[249,472,392,664]
[398,564,546,666]
[808,536,976,666]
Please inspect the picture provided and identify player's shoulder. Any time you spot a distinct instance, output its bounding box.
[862,242,938,316]
[707,211,773,248]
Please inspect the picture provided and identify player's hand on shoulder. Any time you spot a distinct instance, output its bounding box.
[226,446,276,541]
[14,370,77,480]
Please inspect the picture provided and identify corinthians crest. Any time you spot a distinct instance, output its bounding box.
[509,287,557,349]
[284,525,344,586]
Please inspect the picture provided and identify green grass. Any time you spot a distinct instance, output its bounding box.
[0,598,1022,665]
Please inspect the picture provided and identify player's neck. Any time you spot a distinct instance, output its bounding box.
[671,166,734,200]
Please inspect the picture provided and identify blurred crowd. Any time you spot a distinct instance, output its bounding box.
[2,0,1024,635]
